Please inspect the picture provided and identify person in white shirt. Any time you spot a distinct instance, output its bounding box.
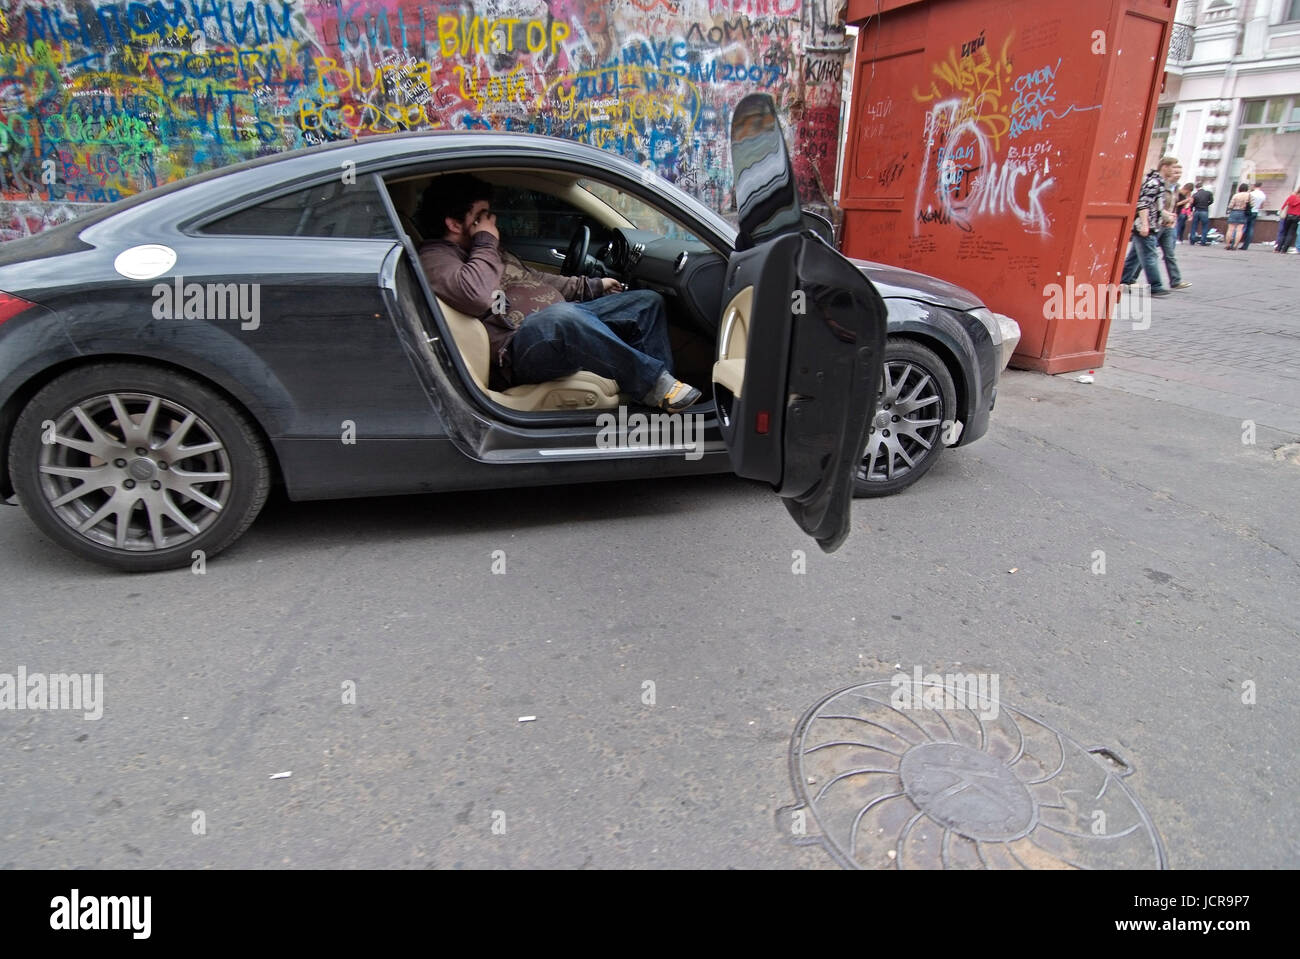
[1243,183,1267,250]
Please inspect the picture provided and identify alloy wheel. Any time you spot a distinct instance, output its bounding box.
[37,392,232,551]
[858,359,944,483]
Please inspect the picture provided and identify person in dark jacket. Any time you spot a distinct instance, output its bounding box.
[416,174,701,411]
[1190,183,1214,245]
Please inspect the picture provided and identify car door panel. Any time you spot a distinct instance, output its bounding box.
[716,93,887,552]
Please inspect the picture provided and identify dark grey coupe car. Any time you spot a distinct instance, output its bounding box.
[0,94,1015,571]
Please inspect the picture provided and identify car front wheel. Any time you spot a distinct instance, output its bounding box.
[854,339,957,498]
[10,363,270,572]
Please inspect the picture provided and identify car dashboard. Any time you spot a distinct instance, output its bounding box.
[600,228,727,338]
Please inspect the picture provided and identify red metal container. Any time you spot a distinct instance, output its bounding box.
[840,0,1178,372]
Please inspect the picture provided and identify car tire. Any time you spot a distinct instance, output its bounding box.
[853,339,957,498]
[9,362,270,572]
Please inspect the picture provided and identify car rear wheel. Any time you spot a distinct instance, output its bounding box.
[10,363,270,572]
[853,340,956,498]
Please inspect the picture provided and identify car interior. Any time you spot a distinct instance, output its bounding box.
[382,170,726,417]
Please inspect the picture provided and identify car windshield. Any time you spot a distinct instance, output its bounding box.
[577,177,732,245]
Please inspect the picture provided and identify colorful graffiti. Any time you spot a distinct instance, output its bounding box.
[0,0,847,238]
[911,30,1099,238]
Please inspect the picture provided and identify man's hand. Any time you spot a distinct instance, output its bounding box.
[600,278,626,294]
[470,210,499,241]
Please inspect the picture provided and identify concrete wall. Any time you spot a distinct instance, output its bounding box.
[0,0,849,239]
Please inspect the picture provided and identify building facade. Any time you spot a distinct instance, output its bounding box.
[1147,0,1300,215]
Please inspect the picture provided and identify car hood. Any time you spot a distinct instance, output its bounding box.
[849,258,985,312]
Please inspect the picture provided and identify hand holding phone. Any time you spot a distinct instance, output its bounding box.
[471,211,499,240]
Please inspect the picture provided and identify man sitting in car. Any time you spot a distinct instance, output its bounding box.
[416,174,701,412]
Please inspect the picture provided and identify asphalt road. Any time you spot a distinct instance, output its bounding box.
[2,247,1297,869]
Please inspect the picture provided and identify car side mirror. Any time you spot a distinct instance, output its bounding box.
[801,211,835,245]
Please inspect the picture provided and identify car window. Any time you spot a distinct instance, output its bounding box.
[576,178,701,242]
[492,186,587,241]
[201,179,397,239]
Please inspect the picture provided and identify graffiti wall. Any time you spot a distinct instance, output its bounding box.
[0,0,848,239]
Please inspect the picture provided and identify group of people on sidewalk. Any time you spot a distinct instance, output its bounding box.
[1173,179,1300,253]
[1124,157,1300,295]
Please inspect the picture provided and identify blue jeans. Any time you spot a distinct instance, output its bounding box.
[1192,209,1210,244]
[1157,226,1182,286]
[1121,231,1166,292]
[507,289,672,399]
[1176,211,1189,241]
[1243,211,1258,249]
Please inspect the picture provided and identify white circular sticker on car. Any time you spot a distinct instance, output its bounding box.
[113,244,177,280]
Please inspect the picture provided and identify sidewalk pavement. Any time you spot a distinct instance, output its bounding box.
[1101,242,1300,435]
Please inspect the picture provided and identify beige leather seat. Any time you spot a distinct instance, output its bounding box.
[435,297,622,412]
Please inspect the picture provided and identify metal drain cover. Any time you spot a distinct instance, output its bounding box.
[781,680,1166,869]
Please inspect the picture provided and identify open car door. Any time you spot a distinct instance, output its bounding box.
[714,94,887,553]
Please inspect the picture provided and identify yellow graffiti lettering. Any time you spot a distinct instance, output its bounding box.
[312,56,352,99]
[526,21,546,53]
[438,15,459,57]
[913,32,1015,150]
[499,18,520,53]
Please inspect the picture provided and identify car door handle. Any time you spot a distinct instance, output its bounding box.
[547,248,566,261]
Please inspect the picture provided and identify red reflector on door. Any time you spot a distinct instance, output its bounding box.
[0,291,36,325]
[755,411,770,434]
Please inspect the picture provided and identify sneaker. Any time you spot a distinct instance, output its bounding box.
[1150,288,1173,297]
[1171,281,1192,290]
[660,380,702,412]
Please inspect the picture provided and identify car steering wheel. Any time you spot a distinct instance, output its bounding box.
[562,224,590,276]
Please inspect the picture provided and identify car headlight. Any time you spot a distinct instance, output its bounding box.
[968,307,1021,371]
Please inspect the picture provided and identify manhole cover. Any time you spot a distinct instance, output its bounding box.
[781,680,1166,869]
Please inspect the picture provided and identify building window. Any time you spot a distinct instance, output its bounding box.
[1288,0,1300,23]
[1145,106,1175,170]
[1229,97,1300,211]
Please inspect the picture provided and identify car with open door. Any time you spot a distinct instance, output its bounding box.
[0,95,889,571]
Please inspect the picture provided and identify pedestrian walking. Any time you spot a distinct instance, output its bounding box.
[1242,182,1266,250]
[1276,188,1300,254]
[1155,162,1191,289]
[1121,157,1176,296]
[1190,182,1214,245]
[1175,183,1194,242]
[1225,184,1251,250]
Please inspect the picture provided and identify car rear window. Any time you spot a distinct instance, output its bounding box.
[201,179,397,239]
